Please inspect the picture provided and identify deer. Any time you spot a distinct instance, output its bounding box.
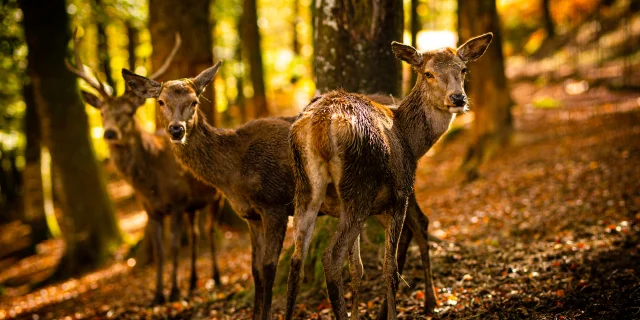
[121,63,446,319]
[65,30,225,305]
[287,33,493,320]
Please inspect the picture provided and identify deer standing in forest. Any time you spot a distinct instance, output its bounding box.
[287,33,493,319]
[122,62,446,318]
[66,31,225,304]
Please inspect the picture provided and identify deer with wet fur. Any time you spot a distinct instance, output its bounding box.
[66,30,225,305]
[287,33,493,319]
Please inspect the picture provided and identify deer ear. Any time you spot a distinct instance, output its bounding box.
[457,33,493,62]
[193,61,222,94]
[122,68,162,99]
[81,91,103,109]
[391,42,423,66]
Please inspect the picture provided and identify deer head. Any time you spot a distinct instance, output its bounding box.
[122,61,222,143]
[391,32,493,114]
[66,28,181,144]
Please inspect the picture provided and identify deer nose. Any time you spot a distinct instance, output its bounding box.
[449,94,467,107]
[103,129,117,140]
[168,124,185,140]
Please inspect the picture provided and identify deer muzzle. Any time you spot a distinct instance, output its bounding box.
[168,123,186,142]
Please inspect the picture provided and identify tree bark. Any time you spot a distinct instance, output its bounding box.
[314,0,404,96]
[241,0,269,118]
[408,0,420,94]
[94,0,115,89]
[458,0,513,180]
[149,0,217,127]
[126,21,139,71]
[21,0,122,277]
[541,0,555,39]
[292,0,300,56]
[236,17,247,124]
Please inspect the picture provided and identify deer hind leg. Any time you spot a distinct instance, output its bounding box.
[348,235,363,319]
[323,202,370,320]
[185,210,200,294]
[285,131,330,320]
[383,196,409,320]
[247,218,266,320]
[261,213,288,320]
[169,211,183,302]
[150,217,166,305]
[376,217,413,320]
[405,195,437,314]
[207,194,225,286]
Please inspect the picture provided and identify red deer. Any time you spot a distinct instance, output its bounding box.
[66,31,224,304]
[122,64,445,319]
[287,33,493,319]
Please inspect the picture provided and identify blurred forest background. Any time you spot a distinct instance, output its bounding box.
[0,0,639,318]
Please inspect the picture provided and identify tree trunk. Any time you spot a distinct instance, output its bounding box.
[541,0,555,39]
[21,0,122,278]
[314,0,403,96]
[458,0,513,180]
[94,0,115,89]
[242,0,269,118]
[235,17,247,124]
[408,0,420,94]
[149,0,217,127]
[292,0,300,56]
[21,79,50,247]
[126,21,139,71]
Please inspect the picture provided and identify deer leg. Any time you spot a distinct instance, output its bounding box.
[261,214,287,320]
[285,177,327,320]
[376,209,414,320]
[323,213,368,320]
[208,194,225,285]
[383,198,409,320]
[247,219,265,320]
[186,210,200,294]
[150,217,166,305]
[348,235,363,319]
[406,197,437,314]
[169,211,182,302]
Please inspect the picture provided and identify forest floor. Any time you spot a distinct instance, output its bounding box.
[0,81,639,319]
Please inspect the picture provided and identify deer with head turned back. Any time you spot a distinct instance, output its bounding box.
[287,33,493,319]
[122,63,446,319]
[66,30,225,305]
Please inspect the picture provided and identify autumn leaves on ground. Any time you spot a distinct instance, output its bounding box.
[1,81,638,319]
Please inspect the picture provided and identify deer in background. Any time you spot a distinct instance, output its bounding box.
[287,33,493,319]
[122,63,445,319]
[66,30,225,304]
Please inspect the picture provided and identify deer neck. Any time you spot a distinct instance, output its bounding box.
[170,109,238,190]
[394,85,455,159]
[108,118,161,180]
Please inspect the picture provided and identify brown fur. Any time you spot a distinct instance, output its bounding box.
[288,33,493,319]
[122,63,444,319]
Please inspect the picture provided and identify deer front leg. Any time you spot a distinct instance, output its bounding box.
[261,214,287,320]
[150,217,166,305]
[207,194,225,285]
[383,197,408,320]
[348,235,363,319]
[247,219,265,320]
[169,211,182,302]
[376,206,414,320]
[405,197,437,314]
[323,213,368,320]
[186,210,200,294]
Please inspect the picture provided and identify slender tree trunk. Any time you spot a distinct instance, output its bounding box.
[458,0,513,180]
[94,0,115,89]
[292,0,300,56]
[242,0,269,118]
[408,0,420,94]
[22,79,50,247]
[314,0,403,96]
[541,0,555,39]
[126,21,139,71]
[149,0,217,128]
[236,18,247,123]
[21,0,122,277]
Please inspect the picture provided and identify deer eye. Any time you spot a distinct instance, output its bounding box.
[425,72,435,79]
[158,100,165,106]
[461,68,468,75]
